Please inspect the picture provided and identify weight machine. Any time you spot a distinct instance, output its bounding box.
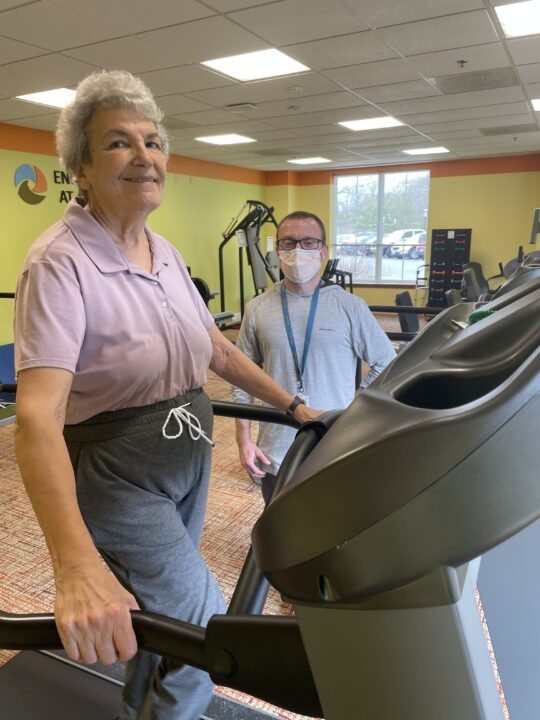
[218,200,280,319]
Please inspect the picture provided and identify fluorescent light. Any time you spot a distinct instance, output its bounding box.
[16,88,76,109]
[288,157,331,165]
[201,49,309,81]
[338,116,403,131]
[495,1,540,37]
[532,98,540,111]
[195,134,256,145]
[402,147,449,155]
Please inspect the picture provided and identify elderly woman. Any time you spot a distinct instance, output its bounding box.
[13,70,316,720]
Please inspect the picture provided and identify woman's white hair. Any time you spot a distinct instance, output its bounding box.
[56,69,169,182]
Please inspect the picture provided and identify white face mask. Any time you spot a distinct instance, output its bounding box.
[279,248,322,284]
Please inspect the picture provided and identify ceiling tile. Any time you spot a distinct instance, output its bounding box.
[175,115,273,132]
[0,0,34,8]
[354,79,441,104]
[0,53,98,96]
[156,95,212,115]
[0,36,48,65]
[138,65,236,96]
[405,101,531,126]
[230,0,368,45]
[408,42,508,78]
[243,90,367,119]
[525,82,540,99]
[381,86,527,116]
[262,105,384,129]
[138,16,268,64]
[248,128,300,140]
[47,0,214,34]
[342,0,485,28]
[377,10,498,56]
[169,108,246,126]
[0,0,124,51]
[0,97,58,121]
[6,112,59,130]
[324,58,421,89]
[507,38,540,66]
[283,30,398,71]
[185,72,340,106]
[517,64,540,85]
[438,86,526,109]
[64,37,184,74]
[426,129,483,139]
[203,0,275,9]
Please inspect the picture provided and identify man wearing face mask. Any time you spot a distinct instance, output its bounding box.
[233,211,395,503]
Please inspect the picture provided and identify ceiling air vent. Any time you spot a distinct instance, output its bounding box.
[480,123,539,136]
[429,67,518,94]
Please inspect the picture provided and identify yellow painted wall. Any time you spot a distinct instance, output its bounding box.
[428,170,540,279]
[264,184,298,225]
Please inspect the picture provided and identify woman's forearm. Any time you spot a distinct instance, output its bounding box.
[209,326,293,409]
[15,367,102,576]
[15,416,101,574]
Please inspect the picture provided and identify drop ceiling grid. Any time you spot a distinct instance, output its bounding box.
[0,0,537,169]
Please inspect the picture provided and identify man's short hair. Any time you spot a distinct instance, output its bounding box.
[277,211,326,245]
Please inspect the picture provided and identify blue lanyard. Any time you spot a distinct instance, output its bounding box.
[280,281,321,392]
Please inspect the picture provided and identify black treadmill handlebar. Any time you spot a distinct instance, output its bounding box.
[0,610,322,717]
[0,393,301,428]
[211,400,299,427]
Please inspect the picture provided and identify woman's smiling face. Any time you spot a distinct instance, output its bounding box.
[78,106,166,219]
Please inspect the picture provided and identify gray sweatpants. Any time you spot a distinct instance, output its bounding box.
[64,389,226,720]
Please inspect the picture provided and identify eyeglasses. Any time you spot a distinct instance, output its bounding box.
[276,236,324,251]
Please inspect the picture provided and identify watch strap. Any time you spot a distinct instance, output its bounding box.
[286,395,306,418]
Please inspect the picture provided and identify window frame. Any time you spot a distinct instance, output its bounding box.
[332,170,430,286]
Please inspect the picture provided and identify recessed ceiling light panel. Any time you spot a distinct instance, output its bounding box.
[195,134,256,145]
[532,98,540,111]
[288,157,331,164]
[338,117,403,131]
[495,0,540,38]
[16,88,76,109]
[201,49,309,81]
[402,147,449,155]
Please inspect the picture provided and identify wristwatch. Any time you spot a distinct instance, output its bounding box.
[286,395,306,418]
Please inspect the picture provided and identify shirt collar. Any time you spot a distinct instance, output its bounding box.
[64,199,168,277]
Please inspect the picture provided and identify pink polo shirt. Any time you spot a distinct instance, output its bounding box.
[15,199,214,424]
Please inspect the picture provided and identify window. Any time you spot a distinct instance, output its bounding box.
[333,170,430,284]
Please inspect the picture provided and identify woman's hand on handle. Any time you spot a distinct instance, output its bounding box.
[55,560,140,665]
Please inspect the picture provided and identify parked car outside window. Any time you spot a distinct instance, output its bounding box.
[386,229,426,258]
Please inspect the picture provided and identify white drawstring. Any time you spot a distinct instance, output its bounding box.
[162,402,215,447]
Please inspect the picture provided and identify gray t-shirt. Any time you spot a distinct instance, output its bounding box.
[233,281,395,474]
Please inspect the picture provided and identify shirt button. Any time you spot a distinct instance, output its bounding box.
[162,301,168,308]
[152,280,158,285]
